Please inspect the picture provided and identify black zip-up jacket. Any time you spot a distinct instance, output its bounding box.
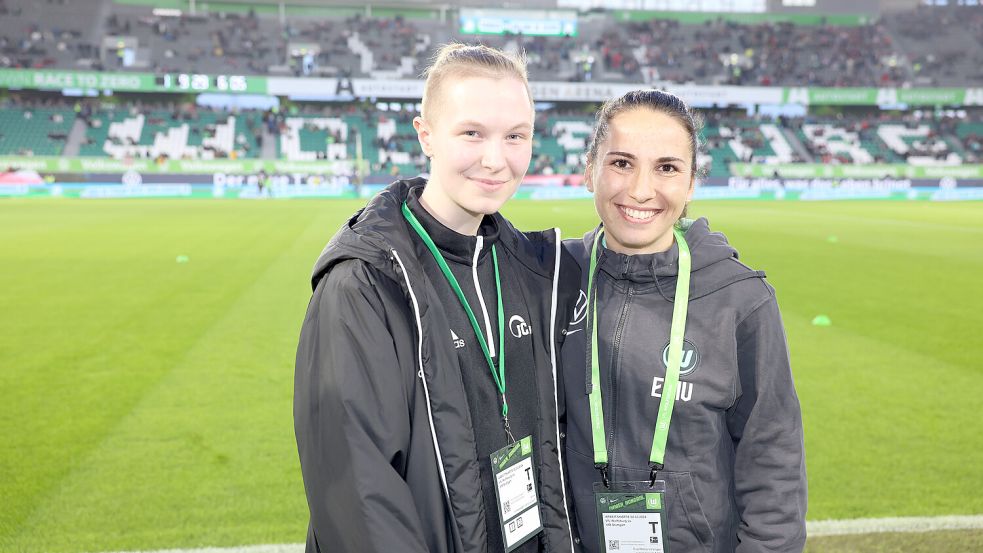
[294,178,580,553]
[561,219,807,553]
[403,187,540,553]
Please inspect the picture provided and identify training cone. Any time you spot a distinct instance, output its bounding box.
[176,255,190,263]
[811,315,832,326]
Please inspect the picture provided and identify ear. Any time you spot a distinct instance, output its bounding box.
[685,175,695,202]
[584,163,595,193]
[413,116,433,158]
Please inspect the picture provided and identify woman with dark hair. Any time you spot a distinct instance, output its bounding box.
[561,90,807,552]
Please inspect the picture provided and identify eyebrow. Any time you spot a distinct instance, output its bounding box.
[457,120,533,131]
[604,151,684,164]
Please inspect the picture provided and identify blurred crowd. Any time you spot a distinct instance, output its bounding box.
[2,2,982,87]
[3,95,981,169]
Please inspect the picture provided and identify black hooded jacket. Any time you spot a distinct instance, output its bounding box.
[561,219,807,553]
[294,178,580,553]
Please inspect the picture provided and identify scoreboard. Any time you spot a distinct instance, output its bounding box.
[155,74,254,93]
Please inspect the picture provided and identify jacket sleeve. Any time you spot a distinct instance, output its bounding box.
[294,259,429,553]
[727,293,808,552]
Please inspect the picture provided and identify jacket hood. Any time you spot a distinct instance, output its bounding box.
[580,217,764,300]
[310,177,559,291]
[310,178,424,290]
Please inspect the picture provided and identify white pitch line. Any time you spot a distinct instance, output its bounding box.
[95,516,983,553]
[808,515,983,536]
[98,546,304,553]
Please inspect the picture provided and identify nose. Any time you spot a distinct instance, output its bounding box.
[481,139,507,172]
[627,169,656,203]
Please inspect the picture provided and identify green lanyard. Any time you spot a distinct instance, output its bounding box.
[587,226,691,486]
[401,202,511,423]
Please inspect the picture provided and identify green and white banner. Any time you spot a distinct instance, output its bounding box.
[0,69,268,94]
[0,156,353,175]
[781,87,981,106]
[730,163,983,179]
[3,68,982,106]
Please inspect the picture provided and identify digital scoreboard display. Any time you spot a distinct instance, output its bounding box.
[459,9,578,37]
[154,74,251,92]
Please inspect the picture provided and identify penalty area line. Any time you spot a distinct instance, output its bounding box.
[95,515,983,553]
[807,515,983,536]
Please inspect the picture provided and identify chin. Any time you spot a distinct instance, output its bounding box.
[467,191,514,214]
[467,199,506,216]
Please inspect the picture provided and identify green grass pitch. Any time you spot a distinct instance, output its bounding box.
[1,198,981,552]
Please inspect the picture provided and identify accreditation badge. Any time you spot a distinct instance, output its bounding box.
[490,435,544,552]
[593,480,669,553]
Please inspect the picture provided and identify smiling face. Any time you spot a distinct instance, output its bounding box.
[587,107,695,254]
[413,75,534,235]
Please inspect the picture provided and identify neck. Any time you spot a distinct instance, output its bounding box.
[420,182,483,235]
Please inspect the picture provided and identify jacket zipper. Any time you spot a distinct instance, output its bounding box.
[472,235,496,359]
[390,249,451,502]
[607,283,633,471]
[548,228,575,550]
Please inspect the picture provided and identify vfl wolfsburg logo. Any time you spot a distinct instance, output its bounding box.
[661,339,700,376]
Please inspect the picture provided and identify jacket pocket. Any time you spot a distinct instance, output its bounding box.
[662,470,714,552]
[607,466,714,552]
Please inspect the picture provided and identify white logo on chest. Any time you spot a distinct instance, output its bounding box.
[509,315,532,338]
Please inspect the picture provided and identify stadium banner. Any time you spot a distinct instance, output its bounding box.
[0,69,268,94]
[730,163,983,179]
[459,8,579,36]
[7,157,983,188]
[5,182,981,201]
[782,87,981,106]
[4,68,980,106]
[0,156,353,175]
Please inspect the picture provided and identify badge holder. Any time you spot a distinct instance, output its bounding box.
[593,478,669,553]
[490,435,544,552]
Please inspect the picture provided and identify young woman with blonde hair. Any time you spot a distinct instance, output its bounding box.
[295,44,578,553]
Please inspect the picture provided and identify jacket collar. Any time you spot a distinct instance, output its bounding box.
[310,177,558,291]
[405,185,500,265]
[578,218,761,301]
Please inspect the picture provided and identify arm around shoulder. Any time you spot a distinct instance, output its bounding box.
[294,259,429,553]
[728,292,807,552]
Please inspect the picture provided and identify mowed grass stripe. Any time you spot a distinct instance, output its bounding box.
[703,202,982,370]
[692,202,983,518]
[2,199,981,552]
[784,315,982,518]
[1,200,309,539]
[81,518,983,553]
[1,200,356,551]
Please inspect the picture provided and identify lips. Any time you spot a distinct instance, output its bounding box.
[618,205,663,223]
[469,177,507,186]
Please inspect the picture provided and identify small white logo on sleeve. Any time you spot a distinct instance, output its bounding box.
[509,315,532,338]
[563,289,588,336]
[451,329,466,349]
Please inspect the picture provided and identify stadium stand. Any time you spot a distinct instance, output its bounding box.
[0,103,74,156]
[4,94,982,178]
[71,103,266,160]
[3,1,983,180]
[3,1,983,86]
